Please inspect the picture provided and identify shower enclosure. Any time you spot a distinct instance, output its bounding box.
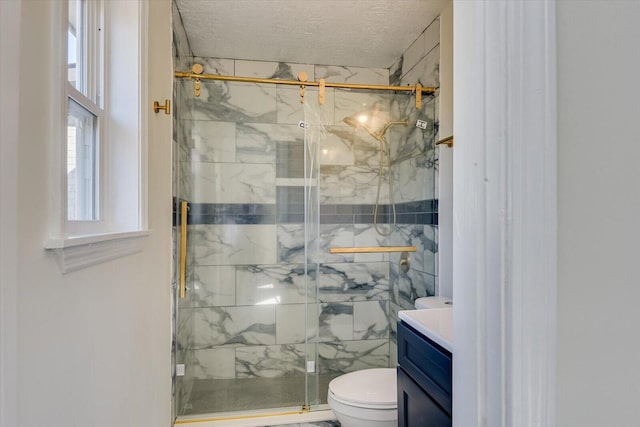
[171,60,438,419]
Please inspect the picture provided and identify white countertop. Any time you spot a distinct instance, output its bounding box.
[399,308,453,353]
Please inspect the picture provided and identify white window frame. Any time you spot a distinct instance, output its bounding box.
[66,0,103,230]
[45,0,151,273]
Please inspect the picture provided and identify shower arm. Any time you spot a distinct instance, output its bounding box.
[378,120,409,140]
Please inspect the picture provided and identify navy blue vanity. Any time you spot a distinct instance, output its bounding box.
[397,308,453,426]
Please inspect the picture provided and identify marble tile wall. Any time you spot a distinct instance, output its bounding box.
[173,49,438,391]
[172,3,195,417]
[388,17,441,360]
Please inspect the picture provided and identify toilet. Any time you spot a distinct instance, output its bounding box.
[327,296,452,426]
[327,368,397,427]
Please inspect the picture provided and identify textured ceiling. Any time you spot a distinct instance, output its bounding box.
[175,0,450,69]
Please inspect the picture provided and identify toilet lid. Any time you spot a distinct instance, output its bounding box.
[328,368,397,407]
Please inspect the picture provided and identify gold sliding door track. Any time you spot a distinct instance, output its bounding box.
[175,64,437,109]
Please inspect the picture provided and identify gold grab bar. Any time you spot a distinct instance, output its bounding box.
[330,246,417,254]
[179,201,188,299]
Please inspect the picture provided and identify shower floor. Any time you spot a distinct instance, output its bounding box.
[182,374,339,416]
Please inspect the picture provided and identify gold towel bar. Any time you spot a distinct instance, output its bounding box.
[436,135,454,147]
[330,246,417,254]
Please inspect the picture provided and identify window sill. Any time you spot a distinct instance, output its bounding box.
[44,230,152,273]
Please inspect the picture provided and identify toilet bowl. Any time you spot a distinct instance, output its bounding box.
[327,296,453,426]
[414,295,452,309]
[327,368,397,427]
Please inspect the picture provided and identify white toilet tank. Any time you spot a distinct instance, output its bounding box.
[414,296,452,309]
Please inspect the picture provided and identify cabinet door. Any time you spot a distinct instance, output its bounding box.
[398,367,451,427]
[397,321,452,413]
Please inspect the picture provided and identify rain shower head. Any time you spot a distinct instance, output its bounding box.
[343,114,408,141]
[343,115,380,141]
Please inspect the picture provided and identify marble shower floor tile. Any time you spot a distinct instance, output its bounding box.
[182,375,339,416]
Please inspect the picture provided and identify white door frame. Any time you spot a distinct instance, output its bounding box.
[453,1,557,426]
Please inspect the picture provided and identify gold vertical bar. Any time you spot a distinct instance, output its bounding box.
[415,83,422,109]
[179,201,188,299]
[319,78,325,105]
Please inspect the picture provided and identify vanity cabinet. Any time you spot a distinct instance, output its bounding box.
[397,320,452,427]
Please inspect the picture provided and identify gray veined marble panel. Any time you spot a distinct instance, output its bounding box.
[348,134,385,169]
[187,80,278,123]
[390,103,435,163]
[190,120,236,163]
[320,127,355,166]
[319,302,354,342]
[191,162,276,204]
[389,56,403,87]
[319,225,355,264]
[395,154,435,203]
[401,17,440,82]
[390,225,427,273]
[315,66,389,86]
[390,262,436,310]
[192,347,236,379]
[353,224,391,263]
[353,300,389,340]
[319,340,390,376]
[319,262,390,303]
[424,17,441,59]
[191,224,277,266]
[235,60,314,81]
[236,264,307,306]
[185,265,236,308]
[333,90,392,130]
[172,1,192,68]
[276,304,309,344]
[237,123,301,164]
[390,301,403,340]
[277,224,305,263]
[276,86,336,126]
[177,306,195,353]
[191,305,276,348]
[178,143,192,200]
[401,44,440,89]
[192,57,235,76]
[276,87,304,126]
[236,344,307,378]
[320,165,386,205]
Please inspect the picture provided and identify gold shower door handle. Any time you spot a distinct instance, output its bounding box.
[179,201,188,299]
[329,246,417,254]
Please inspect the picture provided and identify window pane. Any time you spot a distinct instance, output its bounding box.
[67,98,97,221]
[68,0,85,91]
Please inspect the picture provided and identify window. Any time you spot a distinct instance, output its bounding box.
[66,0,103,223]
[45,0,151,273]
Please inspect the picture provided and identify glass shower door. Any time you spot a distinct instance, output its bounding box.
[308,86,438,404]
[172,75,321,417]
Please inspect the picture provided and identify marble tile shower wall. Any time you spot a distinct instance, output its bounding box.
[174,48,438,382]
[388,16,441,364]
[172,1,195,416]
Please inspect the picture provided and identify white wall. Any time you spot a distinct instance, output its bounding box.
[557,2,640,425]
[0,1,173,426]
[0,1,21,426]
